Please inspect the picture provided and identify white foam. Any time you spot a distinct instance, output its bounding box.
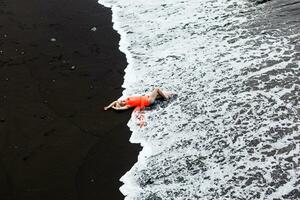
[98,0,300,199]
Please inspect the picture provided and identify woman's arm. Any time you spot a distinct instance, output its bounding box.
[112,105,131,110]
[133,106,146,127]
[104,101,117,110]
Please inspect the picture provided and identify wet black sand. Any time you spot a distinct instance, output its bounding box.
[0,0,140,199]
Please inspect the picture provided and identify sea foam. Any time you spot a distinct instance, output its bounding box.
[98,0,300,199]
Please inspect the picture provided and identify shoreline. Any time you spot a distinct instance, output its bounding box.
[0,0,140,199]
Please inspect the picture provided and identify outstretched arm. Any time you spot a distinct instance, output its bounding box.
[133,106,146,127]
[104,101,117,110]
[133,106,142,113]
[112,105,131,110]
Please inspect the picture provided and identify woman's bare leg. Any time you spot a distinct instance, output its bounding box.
[148,88,169,103]
[156,88,169,100]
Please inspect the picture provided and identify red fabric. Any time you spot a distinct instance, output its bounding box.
[125,96,150,107]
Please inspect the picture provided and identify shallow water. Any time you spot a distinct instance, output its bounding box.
[98,0,300,199]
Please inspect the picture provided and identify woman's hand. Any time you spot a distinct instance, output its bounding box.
[104,101,117,111]
[138,120,145,128]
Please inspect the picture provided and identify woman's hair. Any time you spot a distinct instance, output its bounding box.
[118,100,126,107]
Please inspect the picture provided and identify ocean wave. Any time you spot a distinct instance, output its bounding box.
[98,0,300,199]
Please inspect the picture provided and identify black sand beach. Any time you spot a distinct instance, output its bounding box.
[0,0,140,199]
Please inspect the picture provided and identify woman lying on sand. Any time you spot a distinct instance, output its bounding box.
[104,88,172,127]
[104,88,172,111]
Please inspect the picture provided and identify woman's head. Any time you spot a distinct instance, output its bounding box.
[118,99,126,106]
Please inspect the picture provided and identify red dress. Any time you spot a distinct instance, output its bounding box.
[125,96,151,108]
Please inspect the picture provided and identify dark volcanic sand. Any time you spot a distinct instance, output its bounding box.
[0,0,141,199]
